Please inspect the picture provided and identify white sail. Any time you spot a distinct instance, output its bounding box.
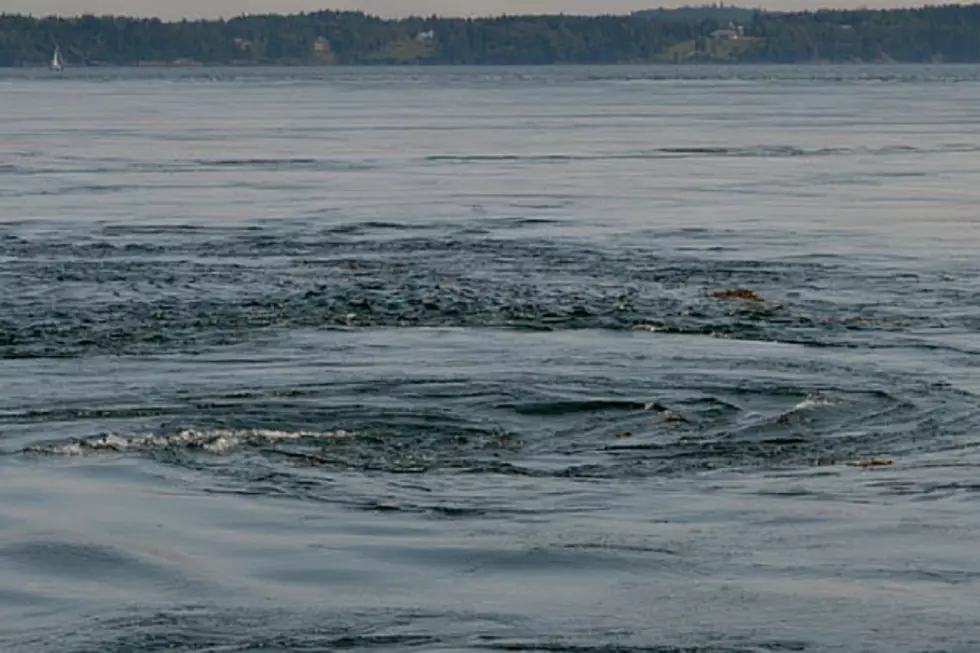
[51,45,64,71]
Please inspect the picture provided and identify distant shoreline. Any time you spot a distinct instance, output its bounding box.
[2,5,977,66]
[10,60,958,69]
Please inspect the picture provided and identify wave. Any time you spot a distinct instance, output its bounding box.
[1,223,975,360]
[0,266,966,359]
[0,157,378,177]
[502,399,661,416]
[24,428,352,456]
[194,157,376,171]
[5,142,972,180]
[425,143,980,163]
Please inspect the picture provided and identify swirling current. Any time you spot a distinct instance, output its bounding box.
[1,65,980,652]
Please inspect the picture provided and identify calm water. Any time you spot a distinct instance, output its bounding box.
[2,64,980,652]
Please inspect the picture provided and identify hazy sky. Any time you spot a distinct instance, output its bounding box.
[0,0,945,19]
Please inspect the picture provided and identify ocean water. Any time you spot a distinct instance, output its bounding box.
[1,64,980,652]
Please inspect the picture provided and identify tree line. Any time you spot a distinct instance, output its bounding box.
[3,4,980,66]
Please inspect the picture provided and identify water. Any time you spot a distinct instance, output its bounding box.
[2,64,980,652]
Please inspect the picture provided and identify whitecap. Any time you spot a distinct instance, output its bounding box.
[24,428,351,456]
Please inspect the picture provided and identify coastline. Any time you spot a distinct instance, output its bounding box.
[2,5,975,67]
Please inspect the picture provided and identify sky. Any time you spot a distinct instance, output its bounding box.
[0,0,948,19]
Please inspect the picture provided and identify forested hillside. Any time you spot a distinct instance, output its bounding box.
[2,4,980,66]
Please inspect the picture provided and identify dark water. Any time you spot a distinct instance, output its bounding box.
[2,65,980,652]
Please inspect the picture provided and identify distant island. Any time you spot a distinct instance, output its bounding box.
[2,3,979,67]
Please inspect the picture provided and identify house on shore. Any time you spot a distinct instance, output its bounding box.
[710,21,744,40]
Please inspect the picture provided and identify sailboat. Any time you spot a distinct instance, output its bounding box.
[50,45,64,71]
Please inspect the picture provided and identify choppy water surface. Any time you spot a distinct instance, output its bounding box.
[2,65,980,652]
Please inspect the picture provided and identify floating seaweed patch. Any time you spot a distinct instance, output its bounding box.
[854,458,894,468]
[711,288,764,302]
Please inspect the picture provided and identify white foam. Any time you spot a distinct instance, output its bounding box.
[791,393,835,412]
[25,428,351,456]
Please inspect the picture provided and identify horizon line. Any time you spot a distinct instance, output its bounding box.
[2,1,968,21]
